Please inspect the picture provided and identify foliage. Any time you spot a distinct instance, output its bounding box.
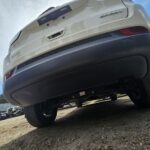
[0,95,7,104]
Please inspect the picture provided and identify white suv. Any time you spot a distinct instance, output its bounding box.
[3,0,150,127]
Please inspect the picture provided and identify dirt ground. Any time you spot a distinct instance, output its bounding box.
[1,97,150,150]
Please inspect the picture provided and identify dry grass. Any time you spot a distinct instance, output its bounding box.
[1,99,150,150]
[0,116,34,146]
[0,108,76,148]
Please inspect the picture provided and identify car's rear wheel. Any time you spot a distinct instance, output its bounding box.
[24,102,57,128]
[128,81,150,108]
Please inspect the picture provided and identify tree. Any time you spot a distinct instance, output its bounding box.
[0,95,7,104]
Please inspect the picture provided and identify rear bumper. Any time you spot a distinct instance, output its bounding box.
[4,34,150,107]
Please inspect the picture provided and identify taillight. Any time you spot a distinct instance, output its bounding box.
[119,26,149,36]
[5,69,14,81]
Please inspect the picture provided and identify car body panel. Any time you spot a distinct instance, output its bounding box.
[4,33,150,106]
[3,0,150,107]
[4,0,130,74]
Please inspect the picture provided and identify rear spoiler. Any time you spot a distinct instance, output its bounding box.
[38,5,72,25]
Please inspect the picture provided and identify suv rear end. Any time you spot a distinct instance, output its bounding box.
[3,0,150,127]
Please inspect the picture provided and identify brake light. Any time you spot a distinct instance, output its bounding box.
[119,26,149,36]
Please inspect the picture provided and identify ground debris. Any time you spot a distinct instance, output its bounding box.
[1,99,150,150]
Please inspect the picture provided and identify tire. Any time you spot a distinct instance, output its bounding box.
[24,102,57,128]
[128,81,150,108]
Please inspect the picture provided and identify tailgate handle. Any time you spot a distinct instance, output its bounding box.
[47,30,64,40]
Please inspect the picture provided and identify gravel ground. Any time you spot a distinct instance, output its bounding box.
[0,98,150,150]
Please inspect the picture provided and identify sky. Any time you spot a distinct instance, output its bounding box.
[0,0,150,94]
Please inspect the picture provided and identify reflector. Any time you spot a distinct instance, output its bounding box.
[119,26,149,36]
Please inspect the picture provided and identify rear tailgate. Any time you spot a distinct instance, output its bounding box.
[8,0,127,72]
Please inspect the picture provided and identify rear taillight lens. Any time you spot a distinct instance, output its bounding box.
[5,69,14,81]
[119,26,149,36]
